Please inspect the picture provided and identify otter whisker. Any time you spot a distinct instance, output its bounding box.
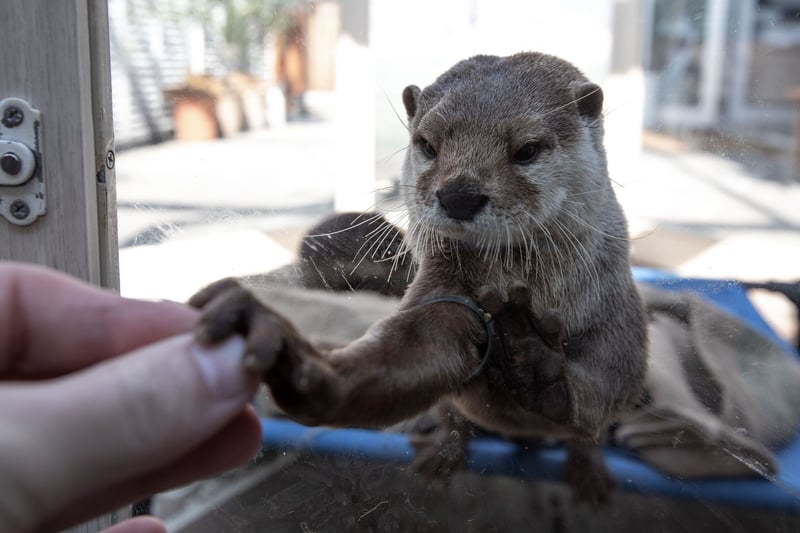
[390,228,414,279]
[568,187,614,198]
[454,237,463,273]
[348,221,398,277]
[539,85,602,120]
[379,223,404,260]
[305,212,387,239]
[560,208,630,242]
[368,221,401,260]
[379,208,411,233]
[350,216,398,260]
[384,90,409,131]
[525,212,564,286]
[553,217,600,295]
[493,230,502,269]
[307,255,334,291]
[361,214,403,243]
[435,225,446,258]
[519,219,542,283]
[377,145,409,166]
[505,224,513,271]
[516,220,533,275]
[338,267,356,291]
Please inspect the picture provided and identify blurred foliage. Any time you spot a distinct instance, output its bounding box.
[170,0,302,72]
[188,0,297,40]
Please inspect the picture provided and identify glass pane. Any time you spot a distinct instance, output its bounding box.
[108,0,800,531]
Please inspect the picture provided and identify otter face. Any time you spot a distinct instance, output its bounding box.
[400,53,606,253]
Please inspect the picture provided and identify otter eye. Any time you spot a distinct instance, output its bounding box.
[512,142,541,165]
[417,138,437,159]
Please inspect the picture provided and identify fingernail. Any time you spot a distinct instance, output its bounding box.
[191,336,251,399]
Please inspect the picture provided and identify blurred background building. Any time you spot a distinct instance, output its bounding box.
[642,0,800,171]
[107,0,800,177]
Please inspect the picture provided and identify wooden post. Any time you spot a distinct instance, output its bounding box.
[1,1,123,530]
[0,0,119,290]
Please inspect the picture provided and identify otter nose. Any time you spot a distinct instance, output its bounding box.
[436,182,489,221]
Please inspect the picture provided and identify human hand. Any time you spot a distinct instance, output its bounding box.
[190,278,339,427]
[0,263,261,533]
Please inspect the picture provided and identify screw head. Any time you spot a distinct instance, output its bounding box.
[9,199,30,220]
[105,150,115,169]
[1,152,22,175]
[1,107,24,128]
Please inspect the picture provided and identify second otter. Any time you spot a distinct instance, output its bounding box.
[192,52,648,497]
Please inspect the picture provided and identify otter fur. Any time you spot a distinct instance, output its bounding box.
[190,52,648,502]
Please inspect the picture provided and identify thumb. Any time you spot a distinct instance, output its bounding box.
[1,333,259,531]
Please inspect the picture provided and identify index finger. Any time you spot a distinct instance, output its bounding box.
[0,262,198,376]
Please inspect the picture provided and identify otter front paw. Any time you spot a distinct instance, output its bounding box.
[405,403,472,483]
[189,278,339,424]
[409,427,469,482]
[478,282,572,424]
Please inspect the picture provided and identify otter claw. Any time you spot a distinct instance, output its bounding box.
[477,285,505,315]
[508,281,531,306]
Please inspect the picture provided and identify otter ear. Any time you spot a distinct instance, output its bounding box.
[572,82,603,119]
[402,85,421,119]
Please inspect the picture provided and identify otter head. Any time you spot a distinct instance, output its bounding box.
[400,52,611,256]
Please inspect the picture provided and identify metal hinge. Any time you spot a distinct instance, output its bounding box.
[0,97,45,226]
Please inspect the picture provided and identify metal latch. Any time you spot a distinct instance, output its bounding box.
[0,97,45,226]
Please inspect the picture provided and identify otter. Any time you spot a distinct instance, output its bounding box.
[190,52,648,502]
[297,212,411,297]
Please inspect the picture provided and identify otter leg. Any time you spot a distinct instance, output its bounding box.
[408,399,473,482]
[476,282,572,424]
[475,283,615,503]
[564,438,615,506]
[189,278,484,428]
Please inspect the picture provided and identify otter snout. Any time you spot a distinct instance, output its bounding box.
[436,181,488,221]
